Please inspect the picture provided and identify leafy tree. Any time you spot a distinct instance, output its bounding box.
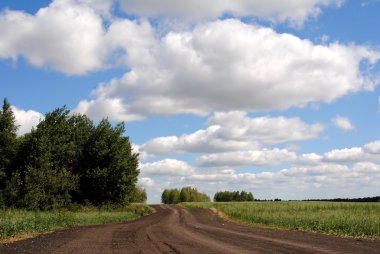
[0,102,141,210]
[168,189,180,204]
[214,190,254,202]
[180,187,191,202]
[79,119,139,206]
[0,98,18,207]
[162,189,170,204]
[128,186,147,203]
[162,187,210,204]
[11,108,80,210]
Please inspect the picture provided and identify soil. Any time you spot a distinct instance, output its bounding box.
[1,204,380,253]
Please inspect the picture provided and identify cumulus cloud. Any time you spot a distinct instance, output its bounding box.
[11,106,44,136]
[332,115,355,131]
[139,140,380,202]
[120,0,343,26]
[141,157,380,202]
[138,177,156,188]
[77,19,380,120]
[0,0,109,75]
[138,112,324,157]
[364,140,380,154]
[323,147,380,163]
[139,159,195,177]
[0,0,155,75]
[197,149,297,167]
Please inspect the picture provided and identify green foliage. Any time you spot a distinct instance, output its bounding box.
[0,99,18,208]
[182,202,380,238]
[162,187,210,204]
[0,99,140,210]
[128,186,148,203]
[79,120,139,206]
[214,190,254,202]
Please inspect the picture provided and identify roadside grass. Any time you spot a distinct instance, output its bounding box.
[182,201,380,238]
[0,203,154,242]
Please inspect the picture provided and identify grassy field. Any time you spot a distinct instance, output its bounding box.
[182,201,380,238]
[0,204,154,241]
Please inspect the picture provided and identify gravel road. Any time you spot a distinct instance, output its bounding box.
[1,204,379,253]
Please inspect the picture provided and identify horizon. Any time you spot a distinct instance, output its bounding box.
[1,0,380,203]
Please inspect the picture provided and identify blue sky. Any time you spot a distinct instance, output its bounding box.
[1,0,380,203]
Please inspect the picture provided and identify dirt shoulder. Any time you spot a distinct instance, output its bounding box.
[1,204,379,253]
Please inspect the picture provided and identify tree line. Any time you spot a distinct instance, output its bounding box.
[214,190,254,202]
[161,186,210,204]
[0,99,145,210]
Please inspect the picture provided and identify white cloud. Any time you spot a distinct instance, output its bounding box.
[120,0,343,26]
[197,149,297,167]
[78,19,380,120]
[11,106,44,136]
[138,112,324,157]
[323,146,380,163]
[74,98,144,121]
[139,159,195,177]
[297,153,323,165]
[0,0,109,75]
[364,140,380,154]
[141,157,380,203]
[209,112,324,144]
[332,115,355,131]
[138,177,156,188]
[137,140,380,203]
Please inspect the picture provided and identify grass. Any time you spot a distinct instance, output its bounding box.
[182,201,380,238]
[0,203,154,242]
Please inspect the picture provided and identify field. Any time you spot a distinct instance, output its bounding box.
[0,204,154,241]
[182,201,380,238]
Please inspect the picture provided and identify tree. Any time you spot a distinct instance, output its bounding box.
[214,190,254,202]
[162,189,170,204]
[129,186,147,203]
[11,108,80,210]
[0,103,141,210]
[168,189,180,204]
[79,119,139,206]
[162,187,210,204]
[180,187,191,202]
[0,98,18,207]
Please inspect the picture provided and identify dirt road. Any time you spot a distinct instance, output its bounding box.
[1,204,380,253]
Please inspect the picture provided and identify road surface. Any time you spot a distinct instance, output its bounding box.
[1,204,380,253]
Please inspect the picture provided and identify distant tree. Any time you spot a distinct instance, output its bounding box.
[0,98,18,207]
[129,186,147,203]
[162,189,170,204]
[214,190,254,202]
[169,189,180,204]
[180,187,191,202]
[162,187,210,204]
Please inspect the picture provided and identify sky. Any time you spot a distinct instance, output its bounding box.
[1,0,380,203]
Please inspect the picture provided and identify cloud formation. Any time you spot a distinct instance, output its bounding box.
[0,0,108,75]
[140,159,195,177]
[78,19,380,120]
[138,112,324,157]
[120,0,343,26]
[139,140,380,201]
[332,116,355,131]
[11,106,43,136]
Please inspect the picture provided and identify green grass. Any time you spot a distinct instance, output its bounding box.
[0,204,154,241]
[182,201,380,238]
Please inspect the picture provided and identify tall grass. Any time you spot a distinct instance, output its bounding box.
[0,204,154,241]
[182,202,380,238]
